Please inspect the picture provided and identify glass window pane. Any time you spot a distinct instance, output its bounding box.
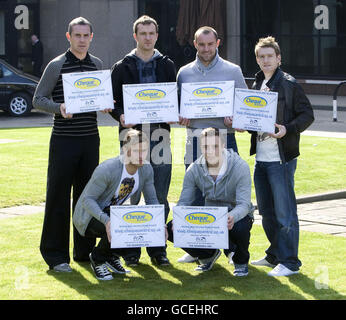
[280,36,318,76]
[243,0,279,36]
[318,0,346,35]
[320,36,346,76]
[241,35,259,78]
[280,0,315,35]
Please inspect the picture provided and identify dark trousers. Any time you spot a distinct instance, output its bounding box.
[167,215,253,265]
[40,134,99,268]
[85,216,129,263]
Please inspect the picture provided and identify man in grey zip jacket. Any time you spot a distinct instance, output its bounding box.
[73,130,161,280]
[167,128,254,276]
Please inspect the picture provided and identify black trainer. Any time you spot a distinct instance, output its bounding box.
[195,249,221,272]
[105,256,130,274]
[151,255,171,266]
[124,256,140,267]
[89,253,113,281]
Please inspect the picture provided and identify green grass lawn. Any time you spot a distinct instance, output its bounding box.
[0,126,345,207]
[0,212,345,300]
[0,126,345,300]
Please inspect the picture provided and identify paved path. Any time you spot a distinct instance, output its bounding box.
[254,198,346,237]
[1,198,345,237]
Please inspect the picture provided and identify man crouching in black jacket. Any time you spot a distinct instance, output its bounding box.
[110,15,176,267]
[248,36,314,277]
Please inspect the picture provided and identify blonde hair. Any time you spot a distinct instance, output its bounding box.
[122,129,149,150]
[255,36,281,57]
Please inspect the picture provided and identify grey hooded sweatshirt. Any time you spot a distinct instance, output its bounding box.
[177,149,254,223]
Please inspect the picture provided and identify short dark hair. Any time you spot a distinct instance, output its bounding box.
[194,26,218,42]
[133,15,158,34]
[68,17,93,35]
[200,127,226,145]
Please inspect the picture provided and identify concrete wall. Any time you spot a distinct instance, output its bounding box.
[40,0,137,69]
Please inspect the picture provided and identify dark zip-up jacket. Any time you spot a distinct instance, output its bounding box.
[250,68,314,162]
[110,53,176,134]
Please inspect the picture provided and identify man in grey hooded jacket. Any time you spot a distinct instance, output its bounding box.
[167,128,254,276]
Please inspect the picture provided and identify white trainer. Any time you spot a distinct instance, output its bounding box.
[251,257,276,268]
[177,253,198,263]
[267,264,299,277]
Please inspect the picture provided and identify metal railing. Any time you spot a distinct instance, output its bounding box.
[333,81,346,122]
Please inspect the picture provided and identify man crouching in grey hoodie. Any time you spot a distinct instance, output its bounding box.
[167,127,254,276]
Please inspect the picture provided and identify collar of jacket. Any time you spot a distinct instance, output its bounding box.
[195,49,220,74]
[254,67,283,91]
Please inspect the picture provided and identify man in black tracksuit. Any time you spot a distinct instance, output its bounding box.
[33,17,112,272]
[110,15,176,267]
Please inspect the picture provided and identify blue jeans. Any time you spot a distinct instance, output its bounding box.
[254,159,302,271]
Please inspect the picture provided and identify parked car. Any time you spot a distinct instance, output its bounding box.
[0,59,39,116]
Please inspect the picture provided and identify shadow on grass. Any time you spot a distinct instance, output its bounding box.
[46,259,344,300]
[287,272,344,300]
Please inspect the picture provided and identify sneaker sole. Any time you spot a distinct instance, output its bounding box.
[268,271,299,277]
[177,258,198,263]
[251,261,276,268]
[233,272,249,277]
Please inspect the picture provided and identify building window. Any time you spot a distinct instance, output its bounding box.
[241,0,346,79]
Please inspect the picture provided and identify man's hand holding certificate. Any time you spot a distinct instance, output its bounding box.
[62,70,114,114]
[122,82,179,125]
[180,81,235,119]
[110,205,165,248]
[173,206,229,249]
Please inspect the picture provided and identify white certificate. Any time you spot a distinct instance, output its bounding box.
[180,81,234,119]
[62,69,114,114]
[123,82,179,124]
[110,205,165,248]
[232,88,278,133]
[173,206,229,249]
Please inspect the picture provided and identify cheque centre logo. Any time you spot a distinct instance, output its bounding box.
[243,96,267,108]
[74,77,101,90]
[193,87,222,98]
[185,212,216,225]
[123,211,153,224]
[136,89,166,101]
